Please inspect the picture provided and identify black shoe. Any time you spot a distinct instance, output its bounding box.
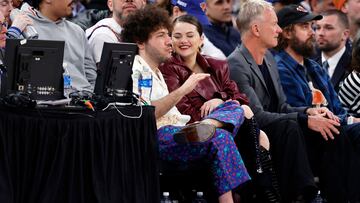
[293,192,324,203]
[173,122,216,144]
[309,192,324,203]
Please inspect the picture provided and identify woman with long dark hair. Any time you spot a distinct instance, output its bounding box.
[160,14,280,202]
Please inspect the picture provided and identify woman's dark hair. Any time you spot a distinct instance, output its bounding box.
[352,34,360,72]
[121,5,172,44]
[173,14,203,36]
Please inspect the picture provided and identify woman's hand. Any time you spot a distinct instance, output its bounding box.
[179,73,210,95]
[200,98,224,118]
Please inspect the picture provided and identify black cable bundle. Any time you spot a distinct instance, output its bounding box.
[1,92,36,108]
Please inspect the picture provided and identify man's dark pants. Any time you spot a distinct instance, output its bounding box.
[262,118,360,203]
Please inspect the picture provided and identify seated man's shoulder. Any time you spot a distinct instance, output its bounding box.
[273,54,284,65]
[227,46,241,60]
[203,24,222,39]
[33,18,86,41]
[228,47,255,69]
[307,58,327,75]
[229,26,241,36]
[307,58,321,67]
[65,20,86,34]
[202,24,212,31]
[85,18,120,38]
[132,55,147,72]
[203,23,220,33]
[274,52,291,68]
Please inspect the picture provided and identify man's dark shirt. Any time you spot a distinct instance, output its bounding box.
[259,62,278,112]
[203,22,241,56]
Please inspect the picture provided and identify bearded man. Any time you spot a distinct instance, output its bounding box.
[314,9,351,92]
[274,4,360,202]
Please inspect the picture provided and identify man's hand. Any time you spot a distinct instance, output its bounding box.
[11,13,33,32]
[351,116,360,124]
[306,107,339,122]
[179,73,210,95]
[308,115,340,141]
[200,98,224,117]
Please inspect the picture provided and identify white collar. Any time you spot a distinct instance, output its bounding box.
[134,55,167,87]
[321,46,346,69]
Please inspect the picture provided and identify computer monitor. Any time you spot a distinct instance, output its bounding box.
[3,39,65,100]
[94,42,138,97]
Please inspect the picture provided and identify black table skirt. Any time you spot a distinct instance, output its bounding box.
[0,106,159,203]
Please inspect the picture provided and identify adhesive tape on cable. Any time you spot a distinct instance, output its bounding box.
[20,39,27,45]
[347,116,354,125]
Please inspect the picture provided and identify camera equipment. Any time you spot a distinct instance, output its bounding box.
[94,42,137,104]
[3,39,65,100]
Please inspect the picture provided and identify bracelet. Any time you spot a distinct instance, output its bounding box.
[347,116,354,125]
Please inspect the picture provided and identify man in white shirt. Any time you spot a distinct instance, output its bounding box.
[122,6,252,203]
[86,0,146,64]
[315,9,351,92]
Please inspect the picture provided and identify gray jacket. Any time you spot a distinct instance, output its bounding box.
[228,44,306,128]
[27,10,97,92]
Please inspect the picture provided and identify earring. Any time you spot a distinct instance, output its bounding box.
[198,44,204,52]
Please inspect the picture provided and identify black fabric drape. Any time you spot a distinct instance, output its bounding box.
[0,106,159,203]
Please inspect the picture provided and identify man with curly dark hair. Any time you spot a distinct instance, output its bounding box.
[122,6,252,203]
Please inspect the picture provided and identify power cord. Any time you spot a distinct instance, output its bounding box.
[102,102,143,119]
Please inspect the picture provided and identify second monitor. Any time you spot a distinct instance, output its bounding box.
[94,42,138,97]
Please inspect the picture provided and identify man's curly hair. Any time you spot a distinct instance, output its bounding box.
[121,5,172,44]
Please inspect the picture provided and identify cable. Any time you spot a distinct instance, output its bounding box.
[101,91,144,118]
[102,102,143,119]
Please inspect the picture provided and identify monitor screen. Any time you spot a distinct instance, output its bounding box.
[94,42,138,97]
[4,39,65,100]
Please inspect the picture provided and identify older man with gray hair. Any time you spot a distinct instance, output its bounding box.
[227,0,341,202]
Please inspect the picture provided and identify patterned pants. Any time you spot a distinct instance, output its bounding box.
[158,101,251,195]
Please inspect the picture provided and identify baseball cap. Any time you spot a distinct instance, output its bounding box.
[277,4,322,28]
[171,0,210,25]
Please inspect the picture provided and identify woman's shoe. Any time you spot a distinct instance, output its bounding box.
[173,122,216,144]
